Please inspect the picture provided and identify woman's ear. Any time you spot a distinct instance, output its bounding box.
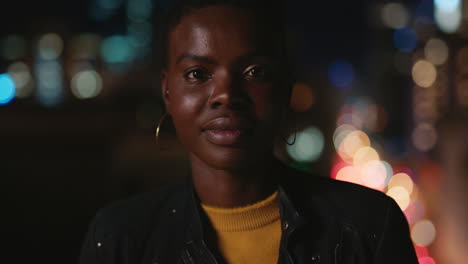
[161,70,171,113]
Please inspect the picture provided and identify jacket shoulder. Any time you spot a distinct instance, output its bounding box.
[91,182,188,237]
[289,169,401,231]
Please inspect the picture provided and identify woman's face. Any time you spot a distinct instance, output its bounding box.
[162,5,289,170]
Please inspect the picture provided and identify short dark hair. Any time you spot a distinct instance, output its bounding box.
[153,0,290,75]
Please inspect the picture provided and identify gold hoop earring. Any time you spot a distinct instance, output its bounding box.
[155,112,169,142]
[284,131,296,146]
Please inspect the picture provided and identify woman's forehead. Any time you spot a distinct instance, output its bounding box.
[167,5,277,65]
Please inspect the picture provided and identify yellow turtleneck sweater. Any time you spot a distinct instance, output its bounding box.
[201,191,281,264]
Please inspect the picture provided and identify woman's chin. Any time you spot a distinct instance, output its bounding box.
[193,146,261,171]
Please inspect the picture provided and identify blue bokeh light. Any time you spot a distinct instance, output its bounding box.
[435,0,460,12]
[328,60,355,90]
[393,27,417,52]
[0,73,16,105]
[100,35,135,64]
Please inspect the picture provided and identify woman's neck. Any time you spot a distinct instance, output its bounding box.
[189,154,278,208]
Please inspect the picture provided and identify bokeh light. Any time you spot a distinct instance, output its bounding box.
[35,60,64,107]
[127,0,153,22]
[336,112,363,129]
[424,38,449,65]
[381,3,409,29]
[387,186,411,211]
[0,74,16,105]
[100,35,135,65]
[336,166,362,185]
[435,0,462,33]
[337,130,370,163]
[328,60,354,90]
[412,60,437,88]
[286,126,325,162]
[363,104,388,132]
[1,35,27,60]
[381,161,393,183]
[360,160,388,190]
[393,27,417,52]
[353,146,379,167]
[38,33,64,60]
[7,62,33,98]
[71,70,103,99]
[405,199,426,225]
[98,0,124,10]
[418,256,436,264]
[435,0,461,12]
[388,172,414,194]
[290,82,315,112]
[127,21,153,59]
[411,219,436,246]
[414,244,429,258]
[412,123,437,151]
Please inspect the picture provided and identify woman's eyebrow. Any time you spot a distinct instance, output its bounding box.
[176,53,218,65]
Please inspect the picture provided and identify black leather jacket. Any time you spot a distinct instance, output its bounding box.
[79,162,418,264]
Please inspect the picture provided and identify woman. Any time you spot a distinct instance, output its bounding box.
[80,0,418,263]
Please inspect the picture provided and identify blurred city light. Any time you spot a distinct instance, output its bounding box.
[412,123,438,151]
[1,35,27,60]
[7,62,33,98]
[405,199,426,225]
[415,245,429,258]
[387,186,411,211]
[71,70,103,99]
[435,0,462,33]
[286,127,325,162]
[418,256,436,264]
[393,27,417,52]
[99,0,124,10]
[388,172,414,194]
[0,74,16,105]
[381,3,409,29]
[35,60,64,107]
[434,0,460,12]
[337,130,370,163]
[353,146,379,167]
[127,21,153,59]
[328,60,355,90]
[100,35,136,65]
[412,60,437,88]
[38,33,64,60]
[290,82,315,112]
[127,0,153,22]
[360,160,388,190]
[336,166,362,185]
[380,161,393,182]
[89,0,124,21]
[424,38,449,65]
[411,219,437,246]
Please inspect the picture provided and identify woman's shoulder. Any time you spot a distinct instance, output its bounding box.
[283,166,404,232]
[89,180,191,237]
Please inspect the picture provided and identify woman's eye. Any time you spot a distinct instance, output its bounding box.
[244,66,268,80]
[184,69,210,81]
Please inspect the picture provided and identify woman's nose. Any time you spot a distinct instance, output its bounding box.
[209,74,248,109]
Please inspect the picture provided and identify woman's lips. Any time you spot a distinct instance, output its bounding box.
[202,117,254,146]
[204,129,247,146]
